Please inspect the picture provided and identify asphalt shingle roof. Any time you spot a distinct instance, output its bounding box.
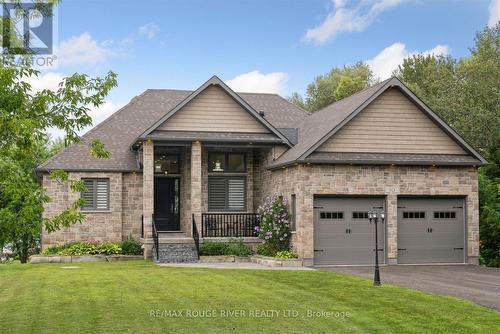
[271,79,391,167]
[38,89,308,171]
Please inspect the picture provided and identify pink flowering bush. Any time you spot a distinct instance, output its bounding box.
[255,195,291,255]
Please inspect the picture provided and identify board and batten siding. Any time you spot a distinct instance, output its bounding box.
[157,85,270,133]
[317,88,466,154]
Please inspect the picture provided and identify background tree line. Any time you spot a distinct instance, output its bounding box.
[289,24,499,266]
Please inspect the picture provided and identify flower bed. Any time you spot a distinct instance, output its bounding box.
[30,254,143,264]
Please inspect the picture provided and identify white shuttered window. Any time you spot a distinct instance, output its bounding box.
[82,179,110,210]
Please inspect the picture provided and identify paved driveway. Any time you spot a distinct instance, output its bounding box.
[321,265,500,311]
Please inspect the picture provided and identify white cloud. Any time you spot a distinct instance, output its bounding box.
[366,42,450,80]
[304,0,408,45]
[24,71,64,93]
[57,32,112,67]
[332,0,348,8]
[139,23,160,39]
[489,0,500,27]
[225,71,288,94]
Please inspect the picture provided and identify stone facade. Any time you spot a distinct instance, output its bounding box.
[191,141,202,234]
[42,172,124,246]
[41,141,480,266]
[122,172,143,240]
[256,149,479,265]
[142,140,154,258]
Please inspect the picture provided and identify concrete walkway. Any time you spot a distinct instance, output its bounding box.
[321,265,500,311]
[157,262,314,270]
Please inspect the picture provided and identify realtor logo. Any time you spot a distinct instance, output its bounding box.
[2,2,54,55]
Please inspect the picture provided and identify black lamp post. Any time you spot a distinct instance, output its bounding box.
[369,210,384,286]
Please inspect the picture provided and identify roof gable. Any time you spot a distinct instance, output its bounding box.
[316,88,467,155]
[156,84,270,133]
[271,77,487,168]
[139,76,292,145]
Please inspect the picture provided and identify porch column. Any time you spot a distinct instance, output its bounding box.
[142,139,154,258]
[190,141,202,237]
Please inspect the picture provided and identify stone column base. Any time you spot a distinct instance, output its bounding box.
[467,256,479,265]
[141,238,153,259]
[387,258,398,265]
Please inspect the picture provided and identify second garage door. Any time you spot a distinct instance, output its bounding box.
[314,197,385,265]
[397,197,465,264]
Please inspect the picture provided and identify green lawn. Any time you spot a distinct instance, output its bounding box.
[0,261,498,334]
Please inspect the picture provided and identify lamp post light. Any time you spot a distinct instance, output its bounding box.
[369,210,384,286]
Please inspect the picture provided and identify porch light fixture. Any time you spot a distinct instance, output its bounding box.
[368,209,384,286]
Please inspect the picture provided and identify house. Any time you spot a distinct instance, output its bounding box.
[37,76,486,265]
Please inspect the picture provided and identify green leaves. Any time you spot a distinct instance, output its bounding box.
[288,62,374,112]
[90,139,111,159]
[0,56,117,262]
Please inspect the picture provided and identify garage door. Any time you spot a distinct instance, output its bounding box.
[314,197,385,265]
[397,197,465,264]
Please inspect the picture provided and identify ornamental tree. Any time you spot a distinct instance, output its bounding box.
[0,57,117,262]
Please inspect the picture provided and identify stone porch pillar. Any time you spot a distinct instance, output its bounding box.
[191,141,202,237]
[142,140,154,259]
[386,193,398,264]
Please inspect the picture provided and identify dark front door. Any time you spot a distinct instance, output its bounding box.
[154,177,180,231]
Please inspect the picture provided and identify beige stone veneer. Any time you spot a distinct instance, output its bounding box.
[256,151,479,265]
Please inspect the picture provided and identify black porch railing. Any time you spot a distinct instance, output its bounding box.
[192,214,200,259]
[152,214,159,260]
[141,214,144,239]
[201,213,260,237]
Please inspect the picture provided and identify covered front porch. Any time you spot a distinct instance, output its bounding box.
[139,138,274,259]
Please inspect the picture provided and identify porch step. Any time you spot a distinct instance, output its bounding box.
[157,231,188,239]
[153,239,198,263]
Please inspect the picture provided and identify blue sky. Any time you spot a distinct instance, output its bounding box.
[36,0,499,137]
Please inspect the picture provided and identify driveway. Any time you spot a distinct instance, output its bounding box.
[321,265,500,311]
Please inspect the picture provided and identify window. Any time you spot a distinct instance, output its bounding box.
[403,211,425,219]
[154,149,179,174]
[352,211,369,219]
[208,177,246,211]
[81,178,109,211]
[434,211,456,219]
[209,152,246,173]
[290,194,296,231]
[320,211,344,219]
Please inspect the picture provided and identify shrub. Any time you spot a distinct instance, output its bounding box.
[59,242,97,256]
[42,244,65,255]
[200,239,252,256]
[41,242,121,256]
[275,250,298,259]
[256,243,276,257]
[95,242,121,255]
[256,195,291,254]
[121,238,143,255]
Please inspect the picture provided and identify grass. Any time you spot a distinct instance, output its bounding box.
[0,261,498,334]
